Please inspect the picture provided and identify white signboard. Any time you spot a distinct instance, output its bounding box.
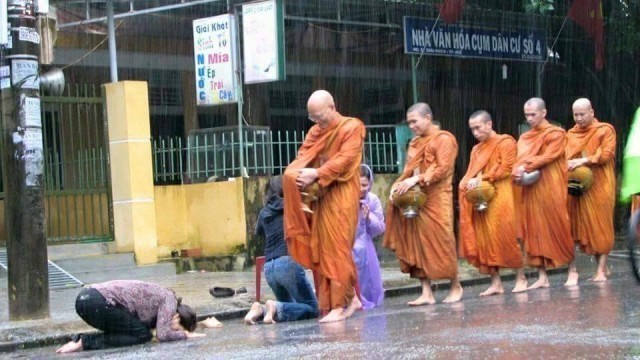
[193,14,237,106]
[242,0,282,84]
[20,95,41,127]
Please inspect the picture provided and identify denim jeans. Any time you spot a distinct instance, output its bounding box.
[75,288,152,350]
[264,256,319,322]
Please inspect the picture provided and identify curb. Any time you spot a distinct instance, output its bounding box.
[0,266,571,353]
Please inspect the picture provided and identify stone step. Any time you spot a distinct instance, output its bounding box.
[53,253,137,273]
[68,262,177,285]
[47,243,115,261]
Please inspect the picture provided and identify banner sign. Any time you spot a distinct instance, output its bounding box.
[403,16,546,62]
[242,0,285,84]
[193,14,237,106]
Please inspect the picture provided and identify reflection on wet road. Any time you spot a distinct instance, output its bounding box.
[11,266,640,359]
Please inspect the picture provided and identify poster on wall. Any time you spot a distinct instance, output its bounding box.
[193,14,237,106]
[242,0,285,84]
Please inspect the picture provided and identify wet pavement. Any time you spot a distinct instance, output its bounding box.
[5,254,640,359]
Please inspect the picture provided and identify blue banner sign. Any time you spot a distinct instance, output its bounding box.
[403,16,546,62]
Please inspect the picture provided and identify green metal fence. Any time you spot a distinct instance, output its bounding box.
[152,125,402,184]
[1,84,113,244]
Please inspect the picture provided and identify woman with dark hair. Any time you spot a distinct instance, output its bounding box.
[56,280,206,353]
[244,176,320,324]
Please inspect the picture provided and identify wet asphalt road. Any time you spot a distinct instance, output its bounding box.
[9,264,640,359]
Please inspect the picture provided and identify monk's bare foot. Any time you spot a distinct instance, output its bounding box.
[344,296,362,318]
[244,302,264,325]
[479,284,504,297]
[263,300,277,324]
[408,294,435,306]
[564,270,579,287]
[442,285,463,303]
[319,308,346,323]
[56,339,83,354]
[201,316,223,328]
[512,273,528,292]
[590,271,608,282]
[527,278,550,290]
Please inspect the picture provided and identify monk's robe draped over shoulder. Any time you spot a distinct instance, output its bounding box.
[566,120,616,255]
[283,115,365,310]
[458,134,523,274]
[383,130,458,280]
[513,122,574,268]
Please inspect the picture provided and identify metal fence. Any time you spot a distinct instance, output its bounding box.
[1,84,113,244]
[153,125,404,184]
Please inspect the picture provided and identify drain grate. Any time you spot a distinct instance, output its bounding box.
[0,249,84,290]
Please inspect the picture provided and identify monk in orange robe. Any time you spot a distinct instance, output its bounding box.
[564,98,616,285]
[458,110,527,296]
[384,102,462,305]
[513,97,574,290]
[283,90,365,323]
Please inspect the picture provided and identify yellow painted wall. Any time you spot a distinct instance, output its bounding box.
[154,179,247,258]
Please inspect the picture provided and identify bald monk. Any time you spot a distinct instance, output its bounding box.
[513,98,574,289]
[458,110,527,296]
[384,102,463,305]
[564,98,617,286]
[283,90,365,323]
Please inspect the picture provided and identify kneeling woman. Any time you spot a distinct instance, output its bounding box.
[56,280,205,353]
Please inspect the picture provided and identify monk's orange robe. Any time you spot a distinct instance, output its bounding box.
[633,196,640,215]
[458,134,523,274]
[283,115,365,311]
[383,130,458,280]
[566,120,617,255]
[513,121,574,268]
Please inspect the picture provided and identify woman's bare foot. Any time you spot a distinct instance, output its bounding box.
[344,296,362,318]
[244,302,264,325]
[263,300,277,324]
[479,284,504,296]
[408,294,436,306]
[201,316,223,328]
[319,308,346,323]
[442,285,463,303]
[56,339,83,354]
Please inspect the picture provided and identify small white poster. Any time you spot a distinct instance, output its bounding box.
[11,59,39,89]
[22,128,44,187]
[0,65,10,89]
[193,14,237,106]
[18,27,40,44]
[20,95,41,127]
[242,0,282,84]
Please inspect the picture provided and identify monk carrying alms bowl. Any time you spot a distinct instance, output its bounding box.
[465,181,496,212]
[392,186,426,218]
[568,165,593,197]
[300,182,320,214]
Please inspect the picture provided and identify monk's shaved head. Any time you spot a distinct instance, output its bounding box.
[468,110,494,142]
[307,90,335,108]
[524,97,546,111]
[407,102,433,117]
[572,97,595,128]
[307,90,337,129]
[572,98,592,111]
[523,97,548,128]
[469,110,492,123]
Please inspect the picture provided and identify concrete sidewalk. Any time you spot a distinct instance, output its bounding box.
[0,252,630,352]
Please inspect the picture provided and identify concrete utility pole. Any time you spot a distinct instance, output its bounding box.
[0,0,49,320]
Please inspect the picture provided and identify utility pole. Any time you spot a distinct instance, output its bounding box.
[0,0,49,320]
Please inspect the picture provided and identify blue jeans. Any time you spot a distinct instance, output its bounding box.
[264,256,319,322]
